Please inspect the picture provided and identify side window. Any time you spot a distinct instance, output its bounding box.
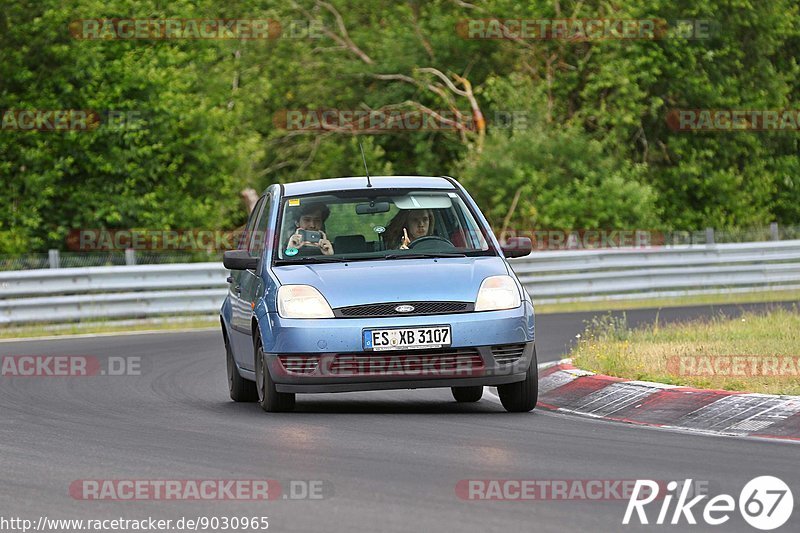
[249,194,272,258]
[239,197,265,251]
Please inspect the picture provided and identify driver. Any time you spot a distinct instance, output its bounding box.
[385,209,435,249]
[286,202,335,255]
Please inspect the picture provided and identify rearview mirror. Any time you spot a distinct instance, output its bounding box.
[356,201,390,214]
[223,249,259,270]
[501,237,532,258]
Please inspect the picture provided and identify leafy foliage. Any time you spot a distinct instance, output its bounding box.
[1,0,798,252]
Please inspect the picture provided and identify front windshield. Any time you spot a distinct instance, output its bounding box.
[274,189,492,262]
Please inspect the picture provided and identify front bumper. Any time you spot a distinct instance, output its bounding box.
[257,303,535,393]
[275,371,529,393]
[272,341,535,393]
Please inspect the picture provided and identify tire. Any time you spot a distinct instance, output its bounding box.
[226,334,257,402]
[451,386,483,402]
[255,338,296,412]
[497,347,538,412]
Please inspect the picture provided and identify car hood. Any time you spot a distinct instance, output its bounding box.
[272,256,509,309]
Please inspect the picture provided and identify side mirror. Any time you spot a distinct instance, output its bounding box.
[223,249,259,270]
[501,237,532,258]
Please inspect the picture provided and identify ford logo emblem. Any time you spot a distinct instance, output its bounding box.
[395,305,415,313]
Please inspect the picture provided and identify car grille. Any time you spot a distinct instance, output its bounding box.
[328,349,483,376]
[334,301,473,318]
[491,343,526,365]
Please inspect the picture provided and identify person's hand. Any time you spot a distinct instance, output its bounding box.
[288,230,304,249]
[399,228,411,250]
[319,232,334,255]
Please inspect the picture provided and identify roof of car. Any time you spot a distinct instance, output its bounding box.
[280,176,456,196]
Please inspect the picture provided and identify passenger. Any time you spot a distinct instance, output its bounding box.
[384,209,435,249]
[286,202,334,255]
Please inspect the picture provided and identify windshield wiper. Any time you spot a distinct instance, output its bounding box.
[384,252,466,260]
[275,256,351,265]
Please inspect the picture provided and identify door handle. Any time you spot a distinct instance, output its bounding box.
[226,276,233,283]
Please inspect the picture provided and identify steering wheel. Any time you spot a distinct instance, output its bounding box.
[407,235,455,250]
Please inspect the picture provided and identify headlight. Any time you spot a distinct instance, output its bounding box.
[277,285,334,319]
[475,275,521,311]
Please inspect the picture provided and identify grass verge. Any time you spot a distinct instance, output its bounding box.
[0,316,218,340]
[535,288,800,314]
[570,306,800,395]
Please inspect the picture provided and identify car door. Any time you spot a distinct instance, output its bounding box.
[229,195,265,365]
[234,192,273,371]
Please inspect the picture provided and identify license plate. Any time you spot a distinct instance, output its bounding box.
[363,326,451,351]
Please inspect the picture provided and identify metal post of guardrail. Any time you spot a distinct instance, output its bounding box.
[670,231,690,246]
[48,249,60,269]
[124,248,137,266]
[770,222,779,241]
[705,227,715,245]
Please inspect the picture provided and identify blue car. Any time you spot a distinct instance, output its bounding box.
[220,176,535,412]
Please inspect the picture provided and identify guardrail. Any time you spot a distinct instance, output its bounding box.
[0,264,228,325]
[510,240,800,303]
[1,240,799,325]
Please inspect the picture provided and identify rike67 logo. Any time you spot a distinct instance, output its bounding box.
[623,476,794,530]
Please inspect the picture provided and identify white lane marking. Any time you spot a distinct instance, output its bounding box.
[484,388,502,405]
[536,405,800,445]
[483,359,571,406]
[678,395,800,434]
[538,368,800,443]
[574,382,660,416]
[537,357,573,370]
[680,395,775,430]
[627,380,678,389]
[727,398,800,433]
[484,363,800,443]
[538,371,577,394]
[0,327,217,343]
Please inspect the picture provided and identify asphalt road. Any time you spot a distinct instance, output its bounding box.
[1,303,798,533]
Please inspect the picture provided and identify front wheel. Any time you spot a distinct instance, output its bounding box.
[255,340,295,412]
[497,348,538,412]
[451,386,483,402]
[226,334,257,402]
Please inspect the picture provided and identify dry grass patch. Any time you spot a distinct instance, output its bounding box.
[571,307,800,395]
